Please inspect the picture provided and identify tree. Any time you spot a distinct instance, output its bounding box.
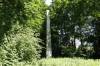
[50,0,100,57]
[0,0,46,65]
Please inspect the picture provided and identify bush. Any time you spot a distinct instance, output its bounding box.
[61,45,76,57]
[0,27,41,66]
[75,44,94,58]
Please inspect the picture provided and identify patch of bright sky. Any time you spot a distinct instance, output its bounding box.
[45,0,52,6]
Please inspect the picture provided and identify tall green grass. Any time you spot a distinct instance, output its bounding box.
[0,58,100,66]
[38,58,100,66]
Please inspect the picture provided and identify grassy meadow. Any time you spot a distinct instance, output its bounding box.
[38,58,100,66]
[0,58,100,66]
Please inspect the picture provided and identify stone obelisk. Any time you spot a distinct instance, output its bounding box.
[46,10,52,58]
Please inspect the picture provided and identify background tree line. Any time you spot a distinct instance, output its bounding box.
[50,0,100,58]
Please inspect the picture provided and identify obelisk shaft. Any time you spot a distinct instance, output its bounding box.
[46,10,52,58]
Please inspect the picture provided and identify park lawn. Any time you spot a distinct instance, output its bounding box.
[38,58,100,66]
[2,58,100,66]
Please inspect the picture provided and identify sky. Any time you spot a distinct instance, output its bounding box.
[45,0,52,6]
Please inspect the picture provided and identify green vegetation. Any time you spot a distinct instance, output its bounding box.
[39,58,100,66]
[50,0,100,57]
[0,0,46,65]
[0,58,100,66]
[0,0,100,66]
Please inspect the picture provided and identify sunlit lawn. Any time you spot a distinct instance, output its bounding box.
[38,58,100,66]
[1,58,100,66]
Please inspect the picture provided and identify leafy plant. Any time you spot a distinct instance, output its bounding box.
[0,27,41,66]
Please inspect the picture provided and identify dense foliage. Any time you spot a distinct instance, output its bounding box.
[50,0,100,57]
[0,0,46,65]
[0,27,41,65]
[0,0,100,65]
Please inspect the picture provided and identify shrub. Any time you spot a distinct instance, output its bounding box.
[61,45,76,57]
[75,44,94,58]
[0,27,41,66]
